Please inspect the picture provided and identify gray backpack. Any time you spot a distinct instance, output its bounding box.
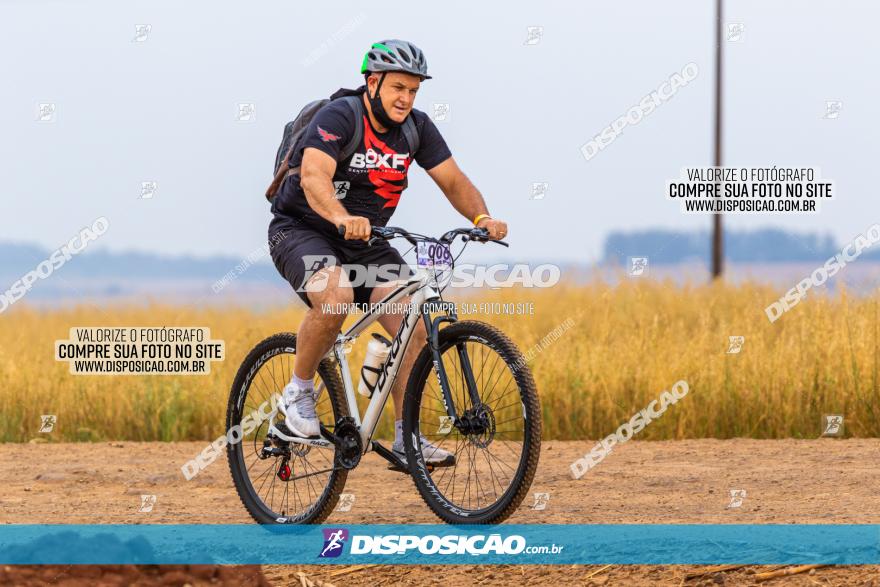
[265,88,420,201]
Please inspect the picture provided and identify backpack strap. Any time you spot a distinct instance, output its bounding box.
[401,115,420,158]
[266,147,294,201]
[338,95,364,162]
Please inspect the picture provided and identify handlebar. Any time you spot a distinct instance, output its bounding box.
[337,224,509,248]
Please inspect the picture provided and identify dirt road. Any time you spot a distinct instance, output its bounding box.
[2,439,878,585]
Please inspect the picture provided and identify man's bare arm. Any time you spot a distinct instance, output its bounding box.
[426,157,508,240]
[300,147,370,240]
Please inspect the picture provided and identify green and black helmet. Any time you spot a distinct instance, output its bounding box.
[360,39,431,80]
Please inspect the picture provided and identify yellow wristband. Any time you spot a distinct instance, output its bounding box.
[473,213,491,226]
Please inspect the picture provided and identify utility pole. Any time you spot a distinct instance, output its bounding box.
[712,0,724,279]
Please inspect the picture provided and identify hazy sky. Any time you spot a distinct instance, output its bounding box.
[1,0,876,263]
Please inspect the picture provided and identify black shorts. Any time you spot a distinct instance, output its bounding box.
[268,214,414,308]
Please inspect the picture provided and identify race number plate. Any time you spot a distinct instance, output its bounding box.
[417,242,452,269]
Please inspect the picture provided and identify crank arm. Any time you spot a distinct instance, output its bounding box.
[319,423,344,449]
[371,440,408,471]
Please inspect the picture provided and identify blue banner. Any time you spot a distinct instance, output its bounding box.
[0,525,877,565]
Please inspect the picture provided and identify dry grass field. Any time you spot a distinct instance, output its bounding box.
[2,280,879,442]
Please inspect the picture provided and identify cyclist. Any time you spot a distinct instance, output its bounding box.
[268,39,507,465]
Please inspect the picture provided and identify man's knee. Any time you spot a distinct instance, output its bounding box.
[323,285,354,306]
[305,266,355,311]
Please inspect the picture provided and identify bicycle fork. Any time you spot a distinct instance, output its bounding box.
[422,310,484,430]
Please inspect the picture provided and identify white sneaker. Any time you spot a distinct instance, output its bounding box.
[280,382,320,438]
[392,435,455,466]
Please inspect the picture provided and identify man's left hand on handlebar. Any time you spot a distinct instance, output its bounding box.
[476,216,508,241]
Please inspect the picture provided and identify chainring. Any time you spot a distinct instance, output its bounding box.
[333,416,362,470]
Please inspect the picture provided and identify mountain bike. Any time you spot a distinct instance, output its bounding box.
[226,225,541,524]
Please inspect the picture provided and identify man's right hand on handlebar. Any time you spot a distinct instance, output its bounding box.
[335,215,371,241]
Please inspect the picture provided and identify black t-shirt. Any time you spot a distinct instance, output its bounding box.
[272,90,452,245]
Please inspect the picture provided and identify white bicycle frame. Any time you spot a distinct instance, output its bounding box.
[273,266,443,454]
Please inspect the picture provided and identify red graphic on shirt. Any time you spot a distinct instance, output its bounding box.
[318,126,341,142]
[362,116,411,209]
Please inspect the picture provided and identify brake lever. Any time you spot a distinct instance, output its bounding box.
[462,234,509,247]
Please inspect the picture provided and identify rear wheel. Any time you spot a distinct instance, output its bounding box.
[402,320,541,524]
[226,333,348,524]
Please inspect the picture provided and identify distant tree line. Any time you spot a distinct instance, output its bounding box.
[602,228,877,265]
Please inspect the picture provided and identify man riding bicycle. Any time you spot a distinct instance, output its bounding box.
[267,39,507,465]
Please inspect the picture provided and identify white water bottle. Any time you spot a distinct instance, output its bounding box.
[358,333,391,397]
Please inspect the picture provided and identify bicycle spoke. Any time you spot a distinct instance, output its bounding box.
[245,452,266,475]
[440,436,469,499]
[466,442,479,509]
[299,453,322,503]
[480,446,503,498]
[254,459,276,496]
[492,399,522,413]
[290,461,303,513]
[481,365,513,407]
[483,445,517,475]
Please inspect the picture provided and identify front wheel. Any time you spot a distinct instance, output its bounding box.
[402,320,542,524]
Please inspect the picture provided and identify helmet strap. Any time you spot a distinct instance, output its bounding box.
[368,72,404,130]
